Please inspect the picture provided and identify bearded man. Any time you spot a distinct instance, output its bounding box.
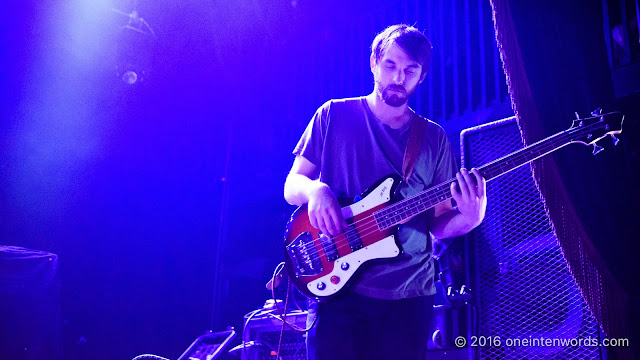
[284,24,487,360]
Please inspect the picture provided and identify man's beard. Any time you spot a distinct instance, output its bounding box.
[377,82,414,107]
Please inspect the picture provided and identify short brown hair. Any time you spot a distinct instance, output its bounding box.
[371,24,433,75]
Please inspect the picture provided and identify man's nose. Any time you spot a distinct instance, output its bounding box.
[393,69,405,84]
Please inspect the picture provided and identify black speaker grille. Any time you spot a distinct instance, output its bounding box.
[462,119,603,359]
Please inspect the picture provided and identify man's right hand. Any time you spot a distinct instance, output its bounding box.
[307,182,348,236]
[284,155,348,236]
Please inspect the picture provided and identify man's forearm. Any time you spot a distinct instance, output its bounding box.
[429,209,481,239]
[284,173,324,206]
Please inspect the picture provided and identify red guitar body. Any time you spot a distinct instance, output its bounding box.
[284,175,402,299]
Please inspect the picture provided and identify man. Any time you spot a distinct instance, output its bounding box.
[284,24,487,360]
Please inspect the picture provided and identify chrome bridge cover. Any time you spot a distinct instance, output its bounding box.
[287,232,323,277]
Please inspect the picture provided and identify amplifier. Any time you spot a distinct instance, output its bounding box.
[239,309,307,360]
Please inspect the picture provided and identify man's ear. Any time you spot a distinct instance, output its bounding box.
[370,55,376,73]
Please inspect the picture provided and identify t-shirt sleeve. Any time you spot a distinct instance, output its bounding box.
[292,101,331,167]
[431,127,459,185]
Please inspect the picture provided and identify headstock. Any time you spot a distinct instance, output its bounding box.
[568,109,624,155]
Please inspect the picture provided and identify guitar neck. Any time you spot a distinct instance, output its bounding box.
[374,130,572,229]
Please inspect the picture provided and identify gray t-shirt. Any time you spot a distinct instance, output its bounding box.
[293,97,458,299]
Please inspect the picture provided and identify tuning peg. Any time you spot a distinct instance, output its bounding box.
[591,108,602,117]
[610,134,620,146]
[575,112,581,120]
[592,144,604,155]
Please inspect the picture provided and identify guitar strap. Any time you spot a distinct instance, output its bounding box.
[402,113,427,182]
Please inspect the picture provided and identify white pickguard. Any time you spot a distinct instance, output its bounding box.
[341,177,395,219]
[308,178,399,297]
[307,235,400,297]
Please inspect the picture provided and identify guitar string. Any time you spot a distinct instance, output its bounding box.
[295,184,466,264]
[292,119,612,264]
[332,116,604,240]
[290,119,615,265]
[293,185,454,264]
[376,112,619,221]
[292,133,590,267]
[311,114,612,242]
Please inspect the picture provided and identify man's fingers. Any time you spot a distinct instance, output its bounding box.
[450,181,461,202]
[456,172,469,201]
[324,211,339,236]
[309,211,320,230]
[460,168,476,198]
[316,217,329,236]
[310,206,346,236]
[471,168,486,198]
[334,206,348,229]
[328,209,345,236]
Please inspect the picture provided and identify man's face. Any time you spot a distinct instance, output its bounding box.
[371,41,426,107]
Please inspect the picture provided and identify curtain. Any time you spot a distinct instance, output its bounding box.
[490,0,635,358]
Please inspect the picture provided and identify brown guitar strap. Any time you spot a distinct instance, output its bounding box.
[402,113,427,182]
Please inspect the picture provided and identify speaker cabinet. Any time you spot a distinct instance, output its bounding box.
[461,118,606,360]
[0,246,61,360]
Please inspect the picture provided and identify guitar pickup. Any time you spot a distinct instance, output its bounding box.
[345,229,363,252]
[319,233,340,262]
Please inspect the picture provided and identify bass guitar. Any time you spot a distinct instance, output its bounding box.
[284,111,624,299]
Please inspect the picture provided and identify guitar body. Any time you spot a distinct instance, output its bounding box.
[284,175,403,299]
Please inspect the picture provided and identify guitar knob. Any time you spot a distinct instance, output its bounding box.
[316,282,326,291]
[610,134,620,146]
[341,262,350,271]
[592,144,604,155]
[330,276,340,284]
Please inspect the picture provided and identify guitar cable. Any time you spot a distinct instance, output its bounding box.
[242,308,270,360]
[269,262,319,359]
[269,262,317,332]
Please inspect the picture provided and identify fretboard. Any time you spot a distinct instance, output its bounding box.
[373,130,572,230]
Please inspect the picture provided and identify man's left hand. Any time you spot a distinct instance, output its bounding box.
[450,168,487,229]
